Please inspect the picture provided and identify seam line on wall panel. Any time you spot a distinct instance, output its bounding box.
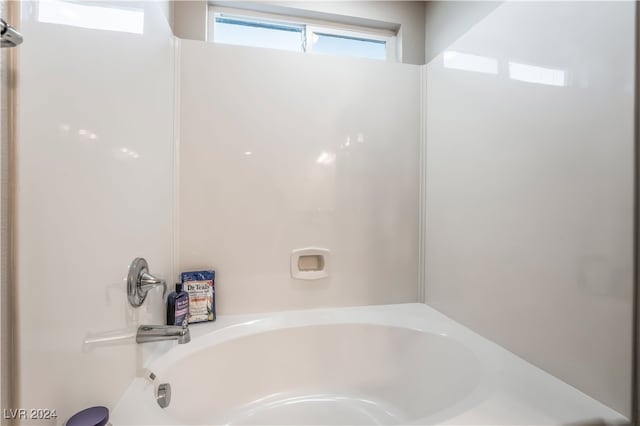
[417,64,426,304]
[171,36,181,284]
[633,0,639,423]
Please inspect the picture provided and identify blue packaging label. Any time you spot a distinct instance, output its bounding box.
[175,296,189,326]
[181,270,216,323]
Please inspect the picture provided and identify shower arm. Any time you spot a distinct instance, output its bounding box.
[0,18,22,48]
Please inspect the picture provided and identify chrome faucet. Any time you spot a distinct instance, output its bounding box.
[126,258,190,345]
[136,324,191,344]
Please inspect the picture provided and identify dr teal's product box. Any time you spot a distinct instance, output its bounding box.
[181,270,216,323]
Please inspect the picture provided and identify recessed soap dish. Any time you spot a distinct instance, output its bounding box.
[291,248,330,280]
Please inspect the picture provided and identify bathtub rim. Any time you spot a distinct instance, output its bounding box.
[118,303,629,426]
[141,303,471,375]
[138,303,494,426]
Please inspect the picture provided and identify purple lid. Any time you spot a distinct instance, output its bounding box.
[66,406,109,426]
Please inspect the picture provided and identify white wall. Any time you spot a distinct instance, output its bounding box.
[16,1,174,422]
[424,1,634,417]
[179,40,421,314]
[424,1,501,63]
[172,0,206,41]
[173,1,426,65]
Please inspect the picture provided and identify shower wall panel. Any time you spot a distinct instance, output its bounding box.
[424,1,635,416]
[179,40,421,314]
[16,1,175,421]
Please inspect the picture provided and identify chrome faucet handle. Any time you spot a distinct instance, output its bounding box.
[139,271,166,296]
[127,258,167,307]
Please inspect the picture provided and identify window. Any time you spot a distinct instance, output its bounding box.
[208,7,397,61]
[214,16,304,52]
[38,0,145,34]
[308,28,387,61]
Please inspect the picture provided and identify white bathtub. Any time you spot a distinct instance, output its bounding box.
[112,304,627,425]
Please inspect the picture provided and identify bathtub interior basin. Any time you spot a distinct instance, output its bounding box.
[161,324,481,425]
[162,324,481,425]
[112,304,628,426]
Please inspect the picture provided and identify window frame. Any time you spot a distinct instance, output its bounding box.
[207,6,398,62]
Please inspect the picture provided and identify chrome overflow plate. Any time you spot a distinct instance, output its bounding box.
[157,383,171,409]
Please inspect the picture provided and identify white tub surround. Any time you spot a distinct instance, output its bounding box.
[16,0,175,420]
[112,304,626,425]
[424,1,635,416]
[179,40,421,315]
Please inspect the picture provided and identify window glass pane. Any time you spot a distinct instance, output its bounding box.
[38,0,144,34]
[214,16,303,52]
[311,32,386,60]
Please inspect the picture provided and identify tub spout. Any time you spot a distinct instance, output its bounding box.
[136,324,190,344]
